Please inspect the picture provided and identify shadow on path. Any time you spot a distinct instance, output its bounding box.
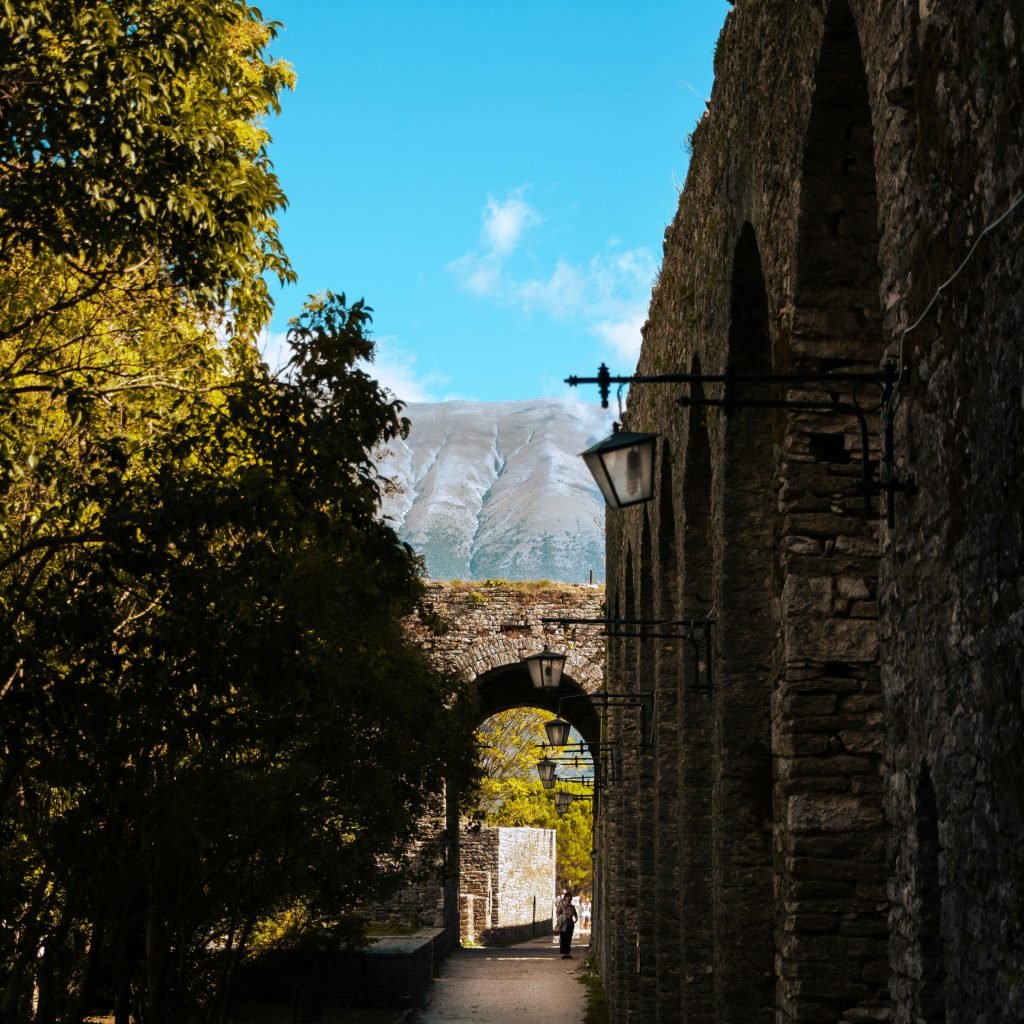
[409,936,589,1024]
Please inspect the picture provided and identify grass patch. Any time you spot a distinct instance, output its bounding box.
[576,961,609,1024]
[439,578,603,593]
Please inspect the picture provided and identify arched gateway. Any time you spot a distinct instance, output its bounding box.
[402,581,606,945]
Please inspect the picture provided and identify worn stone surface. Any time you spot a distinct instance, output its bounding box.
[600,1,1023,1023]
[409,581,606,699]
[459,827,556,946]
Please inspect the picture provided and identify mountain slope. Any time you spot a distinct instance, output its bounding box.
[378,398,613,583]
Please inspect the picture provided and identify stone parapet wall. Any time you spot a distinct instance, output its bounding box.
[409,581,606,692]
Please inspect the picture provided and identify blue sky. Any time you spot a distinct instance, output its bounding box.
[260,2,727,403]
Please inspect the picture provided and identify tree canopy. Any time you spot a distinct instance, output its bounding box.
[0,5,473,1022]
[0,0,295,330]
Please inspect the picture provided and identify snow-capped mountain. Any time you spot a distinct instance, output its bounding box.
[377,398,614,583]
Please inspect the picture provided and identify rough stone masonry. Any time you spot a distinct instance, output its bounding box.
[599,1,1022,1023]
[403,581,607,949]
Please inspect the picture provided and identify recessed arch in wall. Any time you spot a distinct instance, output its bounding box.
[915,764,946,1024]
[793,0,883,363]
[635,513,658,1017]
[679,383,716,1022]
[714,219,776,1024]
[653,440,683,1021]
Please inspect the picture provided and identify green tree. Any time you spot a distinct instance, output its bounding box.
[475,707,552,814]
[0,7,478,1021]
[0,0,295,332]
[0,291,474,1023]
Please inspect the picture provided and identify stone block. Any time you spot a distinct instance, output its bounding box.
[836,577,872,600]
[839,729,884,754]
[784,617,878,663]
[783,912,839,934]
[786,795,885,833]
[783,574,834,615]
[841,1008,893,1023]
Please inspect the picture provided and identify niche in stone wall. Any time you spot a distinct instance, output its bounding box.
[678,382,716,1022]
[915,765,946,1024]
[793,0,883,363]
[657,445,680,621]
[652,442,682,1012]
[714,220,776,1024]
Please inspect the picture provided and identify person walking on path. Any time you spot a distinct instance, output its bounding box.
[557,890,579,959]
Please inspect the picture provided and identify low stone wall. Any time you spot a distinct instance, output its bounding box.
[236,929,447,1013]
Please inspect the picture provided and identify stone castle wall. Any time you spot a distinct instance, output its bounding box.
[460,827,556,946]
[600,1,1022,1023]
[409,580,607,692]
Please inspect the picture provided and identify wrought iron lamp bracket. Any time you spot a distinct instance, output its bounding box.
[542,615,716,696]
[547,688,656,751]
[566,362,916,527]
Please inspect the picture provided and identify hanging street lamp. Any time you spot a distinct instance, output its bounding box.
[580,425,658,509]
[544,717,573,748]
[567,361,915,526]
[536,757,558,785]
[522,648,567,690]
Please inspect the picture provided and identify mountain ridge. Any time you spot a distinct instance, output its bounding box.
[378,397,613,583]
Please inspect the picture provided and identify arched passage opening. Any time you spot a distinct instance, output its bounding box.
[452,662,602,949]
[473,664,601,748]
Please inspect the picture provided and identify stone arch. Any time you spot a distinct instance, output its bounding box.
[713,221,777,1024]
[450,634,603,694]
[595,582,623,992]
[616,544,640,1024]
[793,0,883,359]
[636,514,657,1019]
[772,3,890,1019]
[653,441,682,1024]
[679,367,716,1024]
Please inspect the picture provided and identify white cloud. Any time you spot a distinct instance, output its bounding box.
[512,249,654,364]
[482,189,541,254]
[449,191,656,368]
[363,336,451,405]
[447,188,542,300]
[446,250,501,297]
[589,311,647,363]
[516,259,588,319]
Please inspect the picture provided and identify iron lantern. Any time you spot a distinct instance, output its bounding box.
[544,717,572,748]
[536,757,558,785]
[581,425,657,509]
[523,648,567,690]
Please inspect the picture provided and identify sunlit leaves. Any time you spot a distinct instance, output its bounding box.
[0,0,296,330]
